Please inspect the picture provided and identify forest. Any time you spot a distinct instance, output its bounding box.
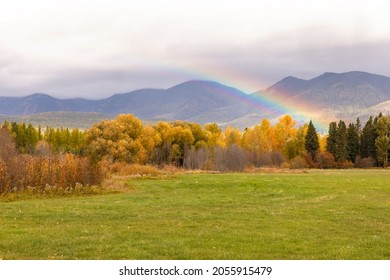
[0,113,389,195]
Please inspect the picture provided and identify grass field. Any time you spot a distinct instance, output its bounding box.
[0,169,390,260]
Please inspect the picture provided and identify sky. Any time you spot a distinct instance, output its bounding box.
[1,0,390,99]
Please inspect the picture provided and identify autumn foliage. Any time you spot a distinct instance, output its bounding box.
[1,112,389,195]
[0,126,103,195]
[84,114,314,171]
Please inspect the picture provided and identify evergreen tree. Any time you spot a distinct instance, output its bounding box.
[326,121,337,157]
[361,116,377,159]
[38,126,43,141]
[335,120,348,162]
[305,120,319,160]
[347,123,359,163]
[25,123,39,153]
[356,117,362,155]
[356,117,362,134]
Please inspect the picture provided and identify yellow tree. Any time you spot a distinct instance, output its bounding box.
[153,121,174,165]
[375,116,390,167]
[153,121,197,166]
[85,114,144,163]
[242,124,270,154]
[224,126,242,147]
[136,125,161,164]
[318,133,327,153]
[205,123,224,147]
[271,115,297,154]
[168,126,194,166]
[284,124,307,160]
[192,123,210,148]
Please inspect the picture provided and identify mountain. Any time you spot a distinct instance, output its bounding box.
[94,80,254,121]
[0,80,258,127]
[254,71,390,125]
[0,72,390,129]
[263,71,390,107]
[358,100,390,121]
[0,93,98,115]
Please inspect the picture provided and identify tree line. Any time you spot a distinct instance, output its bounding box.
[0,113,389,195]
[3,121,84,154]
[85,113,389,169]
[0,123,100,195]
[3,113,390,170]
[326,113,390,167]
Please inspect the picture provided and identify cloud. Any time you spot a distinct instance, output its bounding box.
[1,0,390,97]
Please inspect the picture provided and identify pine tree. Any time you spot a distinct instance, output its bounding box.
[356,117,362,134]
[25,123,39,153]
[326,121,337,157]
[361,116,377,159]
[305,120,319,160]
[335,120,348,162]
[38,126,43,141]
[347,123,359,163]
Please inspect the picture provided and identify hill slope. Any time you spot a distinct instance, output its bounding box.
[253,71,390,124]
[1,72,390,129]
[0,81,257,126]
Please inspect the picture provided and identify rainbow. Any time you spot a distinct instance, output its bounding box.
[247,94,328,130]
[143,60,329,132]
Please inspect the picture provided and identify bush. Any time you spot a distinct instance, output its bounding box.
[214,145,248,172]
[315,152,337,169]
[354,156,377,168]
[0,159,10,193]
[184,147,211,170]
[290,156,306,169]
[304,153,320,168]
[271,151,286,167]
[335,161,354,169]
[0,152,105,195]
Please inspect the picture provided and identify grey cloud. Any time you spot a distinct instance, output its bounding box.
[2,24,390,99]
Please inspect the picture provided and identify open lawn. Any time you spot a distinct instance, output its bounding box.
[0,169,389,259]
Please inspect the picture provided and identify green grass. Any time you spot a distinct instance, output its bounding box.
[1,169,390,259]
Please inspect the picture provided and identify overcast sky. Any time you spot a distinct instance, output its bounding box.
[1,0,390,98]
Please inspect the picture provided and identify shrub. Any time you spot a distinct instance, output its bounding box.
[0,152,105,194]
[214,145,248,172]
[354,156,377,168]
[0,159,10,193]
[290,156,306,169]
[315,152,337,169]
[336,161,354,169]
[271,151,286,167]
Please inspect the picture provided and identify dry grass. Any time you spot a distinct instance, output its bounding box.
[107,162,161,176]
[243,166,308,174]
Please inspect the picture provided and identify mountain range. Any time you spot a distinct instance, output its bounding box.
[1,71,390,130]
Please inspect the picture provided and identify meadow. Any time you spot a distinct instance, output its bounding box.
[0,169,389,260]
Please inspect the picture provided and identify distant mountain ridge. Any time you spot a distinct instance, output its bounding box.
[1,71,390,129]
[255,71,390,125]
[262,71,390,108]
[0,80,257,127]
